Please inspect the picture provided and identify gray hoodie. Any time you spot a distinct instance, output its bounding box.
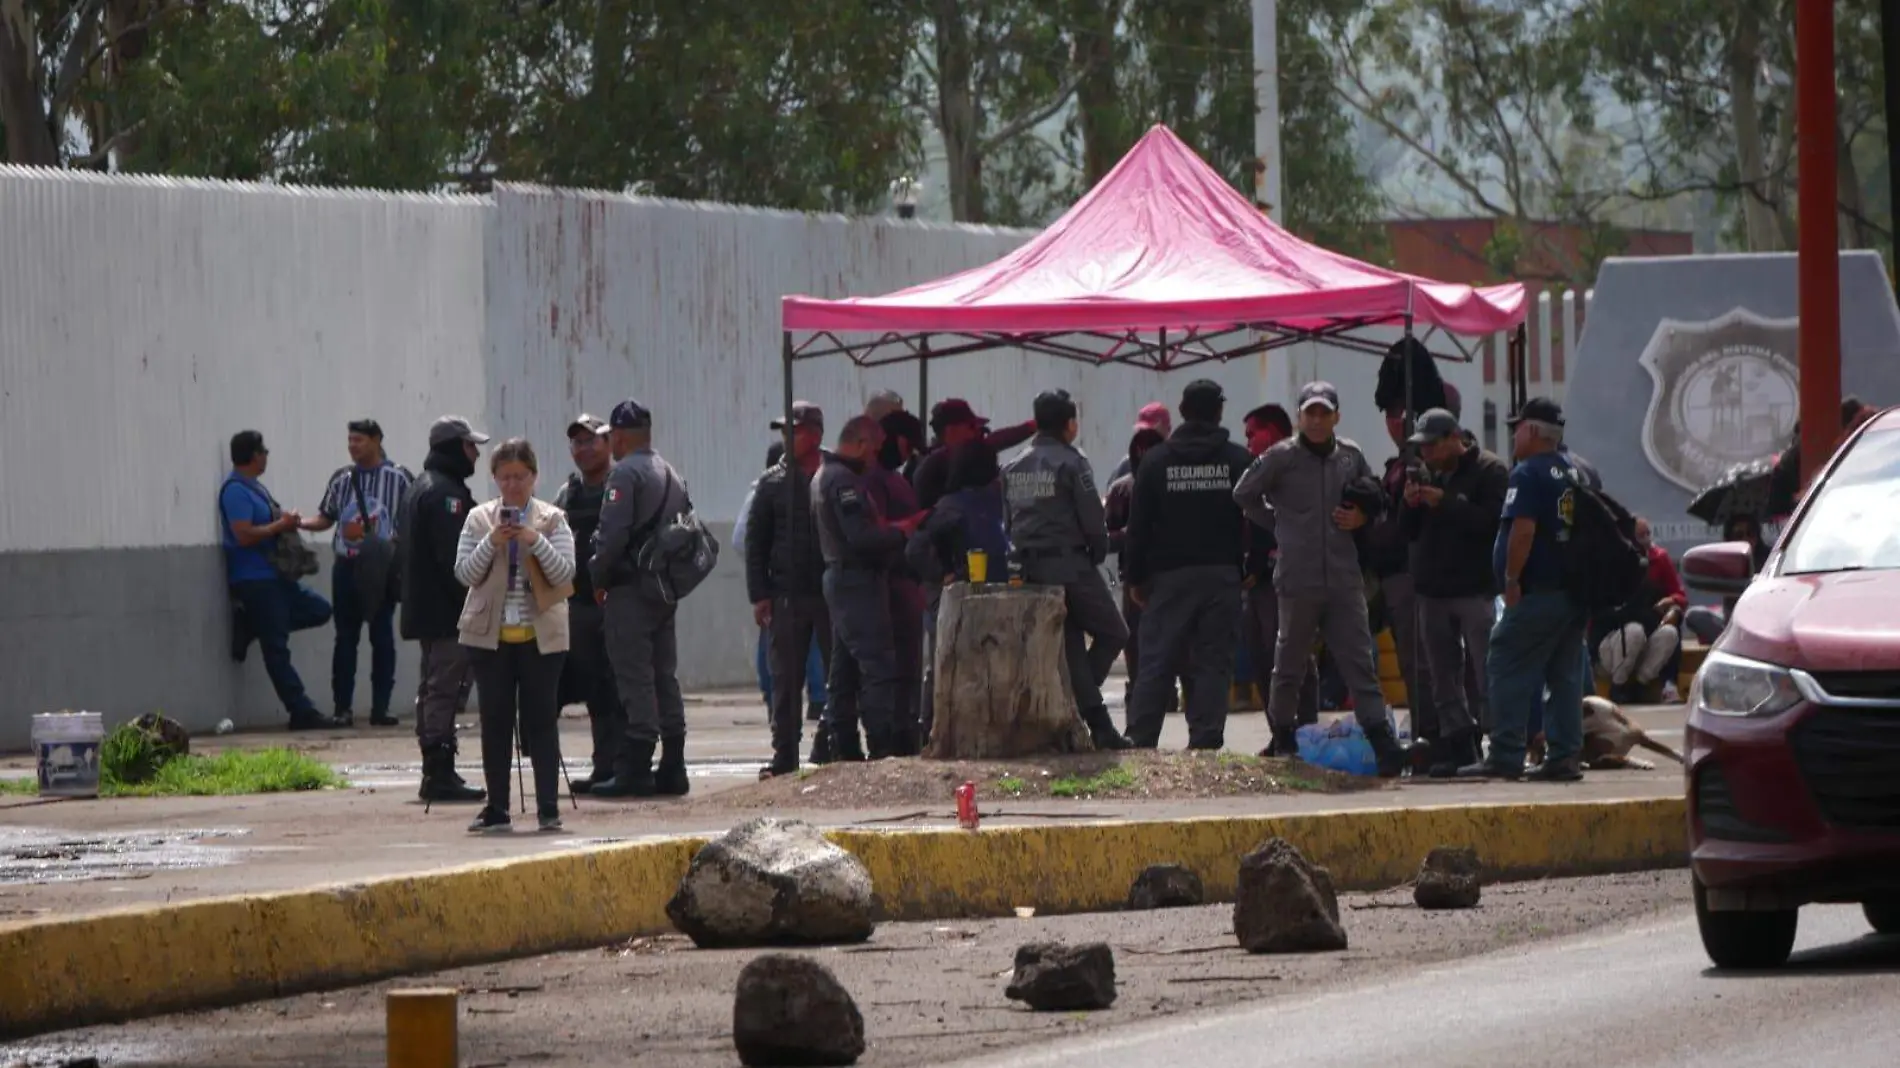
[1233,435,1376,595]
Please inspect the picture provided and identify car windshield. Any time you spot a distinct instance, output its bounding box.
[1781,424,1900,575]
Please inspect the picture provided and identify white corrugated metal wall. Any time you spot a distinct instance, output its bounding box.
[0,167,490,550]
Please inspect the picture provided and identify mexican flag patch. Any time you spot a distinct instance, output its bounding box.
[447,499,463,515]
[607,487,622,503]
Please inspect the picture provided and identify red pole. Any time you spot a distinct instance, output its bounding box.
[1797,0,1842,486]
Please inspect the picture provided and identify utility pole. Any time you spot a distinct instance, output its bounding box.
[1797,0,1842,486]
[1252,0,1282,220]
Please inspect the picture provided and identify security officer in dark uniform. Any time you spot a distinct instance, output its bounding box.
[553,413,625,792]
[589,399,693,798]
[1001,389,1131,750]
[746,401,833,777]
[1124,380,1254,750]
[813,415,920,760]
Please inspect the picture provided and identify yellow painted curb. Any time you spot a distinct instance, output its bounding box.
[0,798,1684,1039]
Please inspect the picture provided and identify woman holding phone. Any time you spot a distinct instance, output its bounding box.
[454,438,578,833]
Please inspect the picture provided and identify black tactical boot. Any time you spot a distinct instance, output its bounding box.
[419,744,485,804]
[829,716,866,762]
[1081,705,1133,751]
[1260,727,1300,759]
[591,741,657,798]
[1428,731,1480,779]
[809,729,835,766]
[1362,721,1408,779]
[656,736,690,796]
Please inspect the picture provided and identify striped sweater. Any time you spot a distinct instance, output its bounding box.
[454,510,577,629]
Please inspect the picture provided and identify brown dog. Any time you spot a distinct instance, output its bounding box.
[1580,695,1684,770]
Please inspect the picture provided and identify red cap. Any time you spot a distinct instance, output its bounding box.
[1134,402,1170,431]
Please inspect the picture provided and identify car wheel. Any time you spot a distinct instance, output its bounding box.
[1694,875,1797,969]
[1864,900,1900,935]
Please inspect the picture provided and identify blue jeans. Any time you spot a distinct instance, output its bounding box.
[756,629,826,707]
[1527,640,1593,742]
[1487,591,1587,771]
[331,556,397,714]
[232,578,332,717]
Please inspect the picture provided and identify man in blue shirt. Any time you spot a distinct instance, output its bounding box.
[306,419,412,727]
[220,430,338,730]
[1460,397,1587,781]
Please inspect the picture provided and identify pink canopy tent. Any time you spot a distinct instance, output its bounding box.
[781,125,1527,381]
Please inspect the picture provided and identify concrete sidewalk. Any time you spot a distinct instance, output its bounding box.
[0,691,1687,921]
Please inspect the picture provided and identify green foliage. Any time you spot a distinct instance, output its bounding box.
[0,776,35,795]
[996,776,1027,794]
[1049,763,1137,797]
[106,748,344,797]
[101,722,172,787]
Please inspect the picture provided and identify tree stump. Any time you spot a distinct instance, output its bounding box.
[925,583,1091,759]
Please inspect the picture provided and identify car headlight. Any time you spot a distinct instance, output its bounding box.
[1693,651,1804,718]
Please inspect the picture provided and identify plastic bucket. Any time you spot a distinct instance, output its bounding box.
[33,712,104,798]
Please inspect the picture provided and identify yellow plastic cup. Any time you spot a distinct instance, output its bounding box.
[967,549,989,583]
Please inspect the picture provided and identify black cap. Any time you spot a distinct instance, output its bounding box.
[771,401,825,431]
[1406,408,1461,445]
[609,399,652,430]
[1507,396,1565,428]
[1181,379,1226,407]
[929,398,989,432]
[566,413,607,439]
[1297,381,1340,412]
[428,416,490,448]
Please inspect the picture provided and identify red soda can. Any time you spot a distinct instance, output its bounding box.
[955,781,979,829]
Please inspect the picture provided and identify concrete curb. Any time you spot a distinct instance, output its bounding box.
[0,797,1685,1039]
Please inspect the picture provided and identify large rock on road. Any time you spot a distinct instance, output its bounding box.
[733,954,866,1066]
[667,817,877,948]
[1004,941,1117,1011]
[1233,837,1348,953]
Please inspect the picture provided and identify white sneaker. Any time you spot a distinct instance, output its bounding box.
[1662,682,1681,703]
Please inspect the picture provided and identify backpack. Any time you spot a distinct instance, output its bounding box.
[1560,471,1648,615]
[634,470,719,604]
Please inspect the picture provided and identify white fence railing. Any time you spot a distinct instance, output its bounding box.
[1473,288,1593,458]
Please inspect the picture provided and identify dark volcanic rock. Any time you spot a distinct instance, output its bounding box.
[733,954,865,1066]
[1004,941,1117,1011]
[1127,863,1205,910]
[1414,846,1482,910]
[1233,837,1348,953]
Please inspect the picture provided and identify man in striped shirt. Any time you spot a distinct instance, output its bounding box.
[306,419,412,727]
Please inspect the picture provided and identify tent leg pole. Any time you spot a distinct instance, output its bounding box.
[918,337,931,419]
[782,331,796,547]
[1401,314,1416,438]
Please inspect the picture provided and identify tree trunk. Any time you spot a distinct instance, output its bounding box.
[924,583,1092,760]
[933,0,984,222]
[1728,7,1782,252]
[0,0,59,167]
[1071,0,1124,188]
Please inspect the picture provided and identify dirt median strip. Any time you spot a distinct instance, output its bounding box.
[0,797,1687,1040]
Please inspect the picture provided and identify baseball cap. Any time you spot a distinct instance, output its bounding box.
[771,400,825,431]
[1134,401,1170,430]
[1181,379,1226,406]
[1507,396,1565,428]
[1406,408,1461,445]
[865,389,905,420]
[609,399,652,430]
[566,413,607,439]
[929,398,988,432]
[428,416,490,448]
[1297,381,1340,412]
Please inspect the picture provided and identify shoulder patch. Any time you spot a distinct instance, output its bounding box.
[446,498,463,515]
[606,486,622,503]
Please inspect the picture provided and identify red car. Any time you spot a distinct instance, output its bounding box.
[1682,406,1900,968]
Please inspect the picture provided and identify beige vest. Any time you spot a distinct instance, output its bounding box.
[456,498,574,654]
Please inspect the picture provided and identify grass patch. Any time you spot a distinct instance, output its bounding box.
[1049,764,1138,798]
[996,776,1026,795]
[1275,773,1327,792]
[104,749,344,798]
[0,777,35,795]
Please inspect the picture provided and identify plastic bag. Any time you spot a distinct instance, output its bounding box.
[1295,719,1379,777]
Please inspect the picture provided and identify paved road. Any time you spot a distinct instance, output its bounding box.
[947,904,1900,1068]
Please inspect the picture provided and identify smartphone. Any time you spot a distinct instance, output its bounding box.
[499,506,522,526]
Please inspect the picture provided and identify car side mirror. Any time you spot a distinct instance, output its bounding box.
[1683,541,1754,596]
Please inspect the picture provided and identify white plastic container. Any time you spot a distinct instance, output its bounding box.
[33,711,104,798]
